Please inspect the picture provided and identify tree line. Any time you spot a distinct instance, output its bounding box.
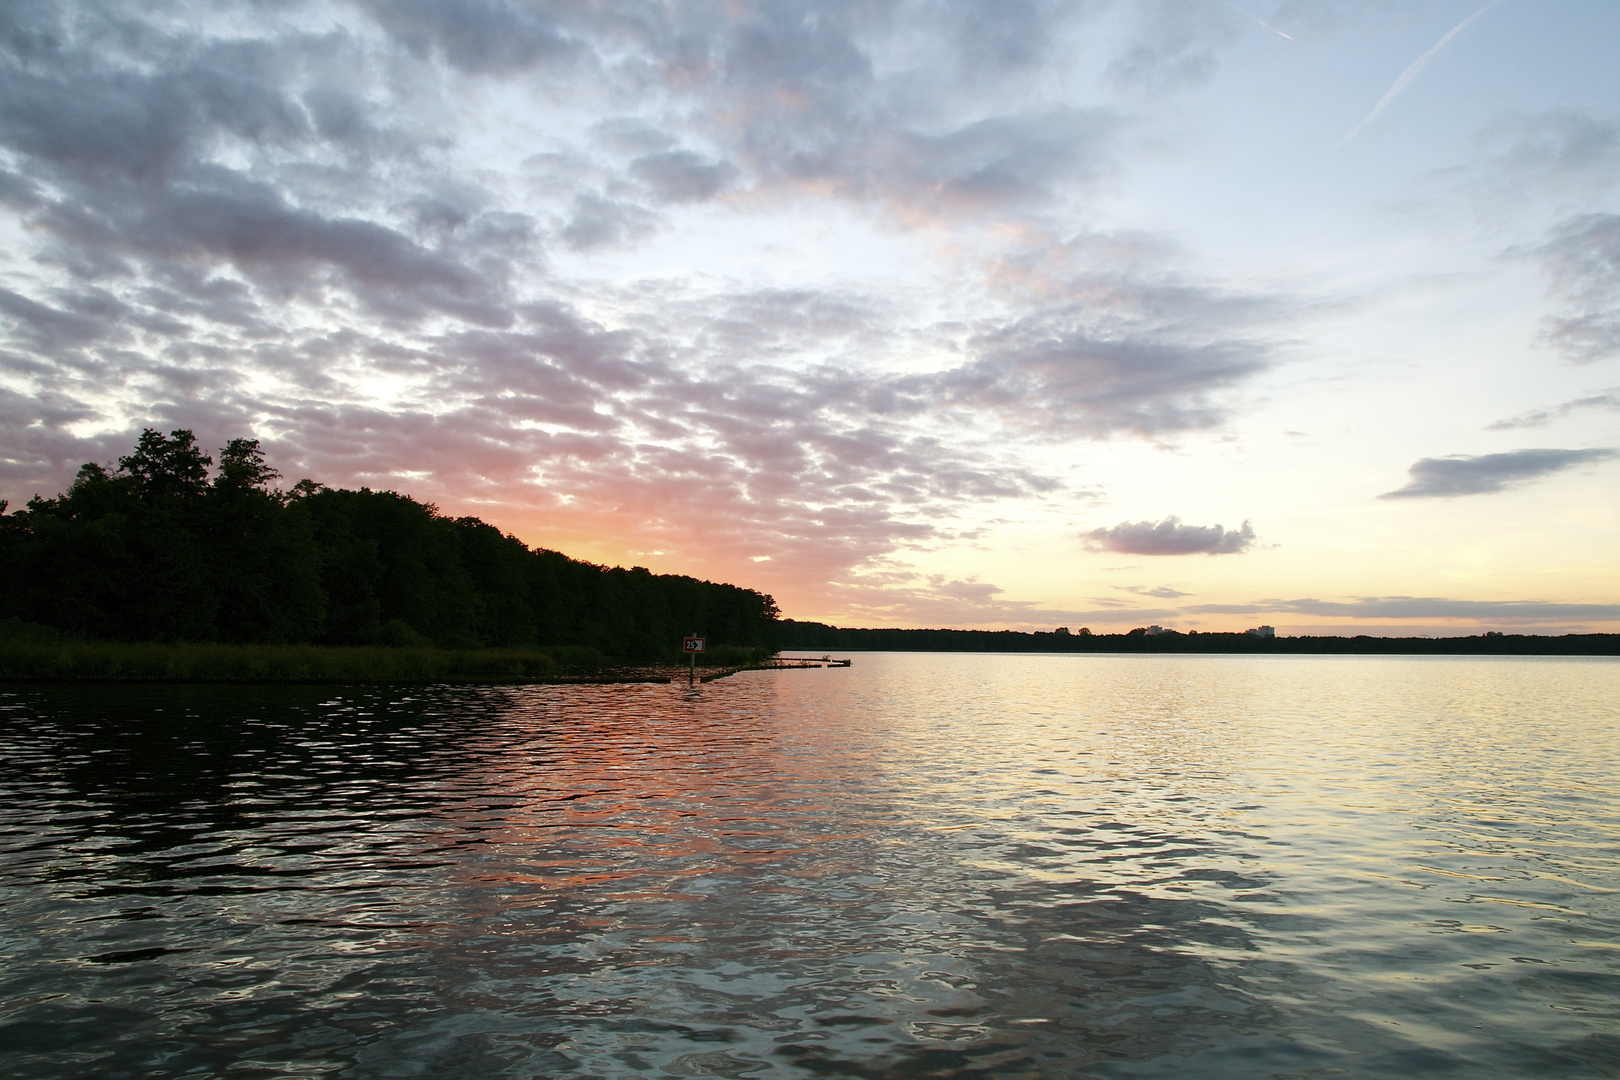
[777,620,1620,655]
[0,430,779,656]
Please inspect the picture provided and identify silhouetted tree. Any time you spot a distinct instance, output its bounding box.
[0,430,779,655]
[207,439,324,642]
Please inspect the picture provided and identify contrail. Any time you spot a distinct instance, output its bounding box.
[1224,4,1292,40]
[1332,0,1505,151]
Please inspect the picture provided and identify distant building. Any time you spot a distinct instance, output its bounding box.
[1245,625,1275,637]
[1146,625,1169,636]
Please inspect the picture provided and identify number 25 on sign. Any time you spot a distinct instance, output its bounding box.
[682,636,705,684]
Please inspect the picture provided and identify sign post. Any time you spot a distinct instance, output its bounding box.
[682,634,705,685]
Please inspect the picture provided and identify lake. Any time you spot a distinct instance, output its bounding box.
[2,653,1618,1078]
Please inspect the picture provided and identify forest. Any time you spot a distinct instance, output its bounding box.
[0,430,779,658]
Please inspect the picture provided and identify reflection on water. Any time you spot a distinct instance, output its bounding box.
[2,654,1618,1078]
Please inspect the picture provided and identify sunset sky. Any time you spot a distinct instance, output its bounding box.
[2,0,1617,634]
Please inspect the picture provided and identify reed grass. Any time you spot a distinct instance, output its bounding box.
[0,620,774,683]
[0,637,564,683]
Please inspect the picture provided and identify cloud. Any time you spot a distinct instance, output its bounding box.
[1108,0,1240,93]
[1187,597,1620,625]
[0,7,532,328]
[0,287,112,352]
[929,577,1005,603]
[1116,584,1191,599]
[344,0,1124,225]
[949,319,1268,436]
[668,5,1123,223]
[1487,388,1620,429]
[1379,448,1616,499]
[807,565,1184,629]
[936,235,1286,436]
[1480,109,1620,188]
[630,150,739,204]
[1081,516,1256,556]
[355,0,585,76]
[558,193,659,250]
[1528,213,1620,362]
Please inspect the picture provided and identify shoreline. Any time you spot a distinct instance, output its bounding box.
[0,658,855,687]
[0,665,805,686]
[10,626,1616,688]
[0,637,781,686]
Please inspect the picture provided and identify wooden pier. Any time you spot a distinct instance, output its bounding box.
[695,656,853,682]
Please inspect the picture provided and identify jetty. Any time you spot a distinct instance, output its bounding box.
[696,655,853,682]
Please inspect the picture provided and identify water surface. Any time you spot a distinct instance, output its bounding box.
[2,653,1618,1077]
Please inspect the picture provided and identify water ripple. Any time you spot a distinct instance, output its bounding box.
[2,655,1618,1077]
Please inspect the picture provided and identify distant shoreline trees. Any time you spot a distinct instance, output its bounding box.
[0,430,779,656]
[775,620,1620,655]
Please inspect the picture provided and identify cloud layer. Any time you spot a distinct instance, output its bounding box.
[0,0,1301,614]
[1187,596,1620,625]
[1,2,1614,629]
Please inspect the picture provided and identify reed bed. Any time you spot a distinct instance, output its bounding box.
[0,639,566,683]
[0,623,775,684]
